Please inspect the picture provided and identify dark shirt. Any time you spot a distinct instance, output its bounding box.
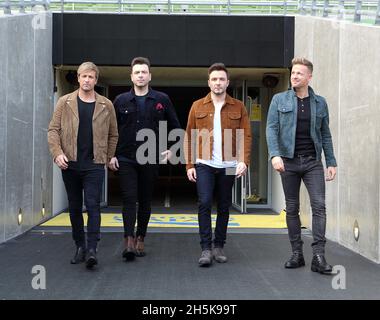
[294,96,316,157]
[135,94,148,128]
[69,97,103,170]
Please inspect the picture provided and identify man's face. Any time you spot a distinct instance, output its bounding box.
[77,70,97,92]
[290,64,312,89]
[208,70,229,96]
[131,64,151,88]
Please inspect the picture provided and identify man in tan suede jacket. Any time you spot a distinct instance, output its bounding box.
[185,63,251,267]
[48,62,118,269]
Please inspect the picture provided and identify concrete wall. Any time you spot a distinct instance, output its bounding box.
[295,16,380,263]
[0,12,54,243]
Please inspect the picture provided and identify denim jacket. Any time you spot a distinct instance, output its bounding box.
[266,87,337,167]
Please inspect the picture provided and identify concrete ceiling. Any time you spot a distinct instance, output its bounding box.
[58,65,289,87]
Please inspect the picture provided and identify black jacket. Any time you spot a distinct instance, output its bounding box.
[114,88,181,161]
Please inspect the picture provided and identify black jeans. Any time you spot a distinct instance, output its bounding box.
[62,168,104,250]
[118,161,159,238]
[195,163,236,250]
[280,155,326,255]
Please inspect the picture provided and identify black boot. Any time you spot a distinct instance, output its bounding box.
[85,248,98,269]
[311,254,332,274]
[70,246,86,264]
[284,251,305,268]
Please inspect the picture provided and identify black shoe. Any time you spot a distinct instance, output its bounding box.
[284,251,305,268]
[122,236,136,261]
[85,249,98,269]
[311,254,332,274]
[70,246,86,264]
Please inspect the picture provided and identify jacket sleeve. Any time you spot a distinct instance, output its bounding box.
[321,100,337,167]
[47,96,65,161]
[184,103,196,171]
[266,94,281,159]
[107,101,119,162]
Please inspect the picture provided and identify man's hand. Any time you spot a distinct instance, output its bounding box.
[236,162,247,178]
[187,168,197,182]
[108,157,119,171]
[54,154,69,170]
[326,166,336,181]
[161,150,173,163]
[271,156,285,173]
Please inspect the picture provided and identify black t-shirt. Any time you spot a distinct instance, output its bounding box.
[68,97,103,170]
[294,96,316,157]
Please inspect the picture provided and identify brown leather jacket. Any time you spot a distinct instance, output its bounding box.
[185,93,251,170]
[48,90,118,164]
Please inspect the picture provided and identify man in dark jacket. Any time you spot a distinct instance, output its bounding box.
[109,57,181,261]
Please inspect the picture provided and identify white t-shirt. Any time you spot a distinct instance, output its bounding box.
[196,100,237,169]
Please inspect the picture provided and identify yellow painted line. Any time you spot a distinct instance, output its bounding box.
[41,211,287,228]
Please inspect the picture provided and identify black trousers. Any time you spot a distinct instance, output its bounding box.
[61,168,104,250]
[195,163,236,250]
[118,162,159,238]
[280,155,327,255]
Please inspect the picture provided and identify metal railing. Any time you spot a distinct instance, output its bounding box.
[1,0,379,25]
[0,0,49,14]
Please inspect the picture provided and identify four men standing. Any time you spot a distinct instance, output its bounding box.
[48,57,336,274]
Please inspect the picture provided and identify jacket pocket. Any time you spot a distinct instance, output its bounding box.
[195,112,209,128]
[228,112,241,129]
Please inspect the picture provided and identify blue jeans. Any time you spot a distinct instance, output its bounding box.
[195,163,236,250]
[280,155,326,255]
[62,168,104,250]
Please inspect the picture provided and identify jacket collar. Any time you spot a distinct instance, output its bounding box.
[289,86,320,103]
[203,92,235,105]
[127,87,156,101]
[66,89,107,120]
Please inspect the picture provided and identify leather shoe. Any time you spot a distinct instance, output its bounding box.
[311,254,332,274]
[70,246,86,264]
[122,236,136,261]
[85,248,98,269]
[284,251,305,268]
[135,235,146,257]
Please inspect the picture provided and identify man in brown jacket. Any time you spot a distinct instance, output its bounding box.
[185,63,251,267]
[48,62,118,269]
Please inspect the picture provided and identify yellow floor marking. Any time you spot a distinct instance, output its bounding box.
[41,211,287,228]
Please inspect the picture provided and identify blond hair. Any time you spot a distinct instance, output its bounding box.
[77,62,99,79]
[291,57,313,74]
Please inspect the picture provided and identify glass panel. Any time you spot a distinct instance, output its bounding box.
[246,87,268,206]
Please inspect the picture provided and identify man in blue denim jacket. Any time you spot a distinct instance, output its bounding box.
[266,57,337,274]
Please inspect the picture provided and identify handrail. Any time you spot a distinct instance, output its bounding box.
[1,0,379,25]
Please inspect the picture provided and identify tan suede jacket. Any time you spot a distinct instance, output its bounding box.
[48,90,118,164]
[185,93,251,170]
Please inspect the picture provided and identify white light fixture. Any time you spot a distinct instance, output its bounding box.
[17,208,23,226]
[353,220,360,241]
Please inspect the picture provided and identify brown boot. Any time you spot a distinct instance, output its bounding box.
[135,235,146,257]
[122,236,136,261]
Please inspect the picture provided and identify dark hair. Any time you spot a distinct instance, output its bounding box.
[208,63,229,79]
[291,57,313,73]
[131,57,151,71]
